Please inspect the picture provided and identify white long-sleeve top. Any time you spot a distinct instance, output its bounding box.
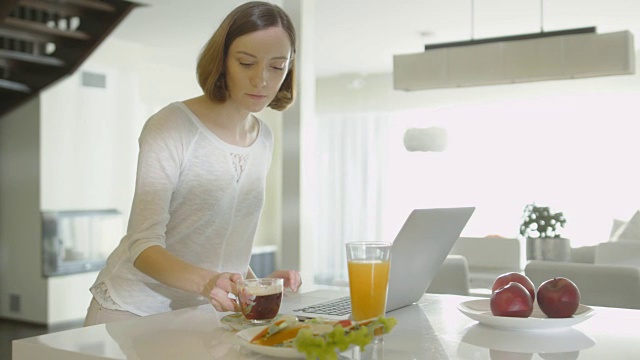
[91,101,273,316]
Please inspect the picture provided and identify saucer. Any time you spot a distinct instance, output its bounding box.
[220,313,256,331]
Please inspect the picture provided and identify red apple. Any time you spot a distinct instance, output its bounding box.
[492,272,535,302]
[536,277,581,318]
[490,282,534,318]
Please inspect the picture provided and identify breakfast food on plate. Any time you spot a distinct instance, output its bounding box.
[250,315,309,346]
[488,273,582,319]
[249,315,397,359]
[536,277,581,318]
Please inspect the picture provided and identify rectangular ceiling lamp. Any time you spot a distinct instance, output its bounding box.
[393,28,636,91]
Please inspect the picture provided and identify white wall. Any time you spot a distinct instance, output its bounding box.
[0,97,47,323]
[253,109,283,249]
[47,273,97,324]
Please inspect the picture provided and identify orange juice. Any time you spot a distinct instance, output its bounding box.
[347,259,391,321]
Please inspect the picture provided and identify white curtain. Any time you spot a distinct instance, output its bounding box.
[310,112,390,285]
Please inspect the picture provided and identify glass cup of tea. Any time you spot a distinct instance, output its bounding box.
[345,242,392,341]
[237,278,284,324]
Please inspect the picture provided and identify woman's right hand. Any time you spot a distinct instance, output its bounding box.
[206,272,243,312]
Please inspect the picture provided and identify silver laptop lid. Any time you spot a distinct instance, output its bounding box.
[281,207,475,320]
[385,207,475,312]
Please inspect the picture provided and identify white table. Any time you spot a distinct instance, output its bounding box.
[12,293,640,359]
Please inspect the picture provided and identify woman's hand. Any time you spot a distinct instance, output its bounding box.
[267,269,302,292]
[206,272,243,312]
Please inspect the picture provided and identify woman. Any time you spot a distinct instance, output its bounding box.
[84,1,301,326]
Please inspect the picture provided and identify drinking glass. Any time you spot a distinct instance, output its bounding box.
[237,278,284,324]
[345,242,392,342]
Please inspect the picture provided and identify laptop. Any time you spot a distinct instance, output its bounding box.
[279,207,475,320]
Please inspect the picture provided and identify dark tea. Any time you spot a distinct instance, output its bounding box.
[240,291,283,320]
[238,278,284,323]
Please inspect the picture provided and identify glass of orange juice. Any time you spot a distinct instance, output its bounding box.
[345,241,392,342]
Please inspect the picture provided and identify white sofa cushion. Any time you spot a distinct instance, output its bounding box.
[427,255,470,296]
[610,218,627,239]
[525,260,640,309]
[450,237,521,290]
[610,210,640,242]
[450,237,520,270]
[595,241,640,268]
[571,245,596,264]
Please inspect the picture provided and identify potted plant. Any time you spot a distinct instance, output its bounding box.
[520,203,571,261]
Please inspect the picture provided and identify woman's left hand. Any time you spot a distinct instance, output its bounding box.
[267,269,302,292]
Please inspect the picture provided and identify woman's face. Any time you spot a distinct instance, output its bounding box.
[225,26,292,113]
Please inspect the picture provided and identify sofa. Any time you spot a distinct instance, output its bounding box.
[448,236,521,295]
[523,212,640,309]
[433,220,640,302]
[524,260,640,309]
[592,210,640,266]
[594,241,640,268]
[427,255,470,296]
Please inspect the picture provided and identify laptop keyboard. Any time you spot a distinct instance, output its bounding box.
[294,296,352,316]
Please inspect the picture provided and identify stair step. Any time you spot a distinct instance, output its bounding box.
[0,27,88,47]
[0,0,20,21]
[16,0,117,18]
[0,27,41,42]
[17,0,116,13]
[0,48,65,66]
[0,78,31,93]
[52,0,117,13]
[2,17,91,40]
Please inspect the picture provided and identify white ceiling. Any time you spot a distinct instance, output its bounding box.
[110,0,640,78]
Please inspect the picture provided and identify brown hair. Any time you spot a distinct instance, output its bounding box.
[196,1,296,111]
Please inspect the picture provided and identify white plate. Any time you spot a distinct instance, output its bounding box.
[236,325,306,359]
[458,299,594,331]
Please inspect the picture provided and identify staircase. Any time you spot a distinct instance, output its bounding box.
[0,0,141,118]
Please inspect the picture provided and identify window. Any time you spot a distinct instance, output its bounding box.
[307,92,640,286]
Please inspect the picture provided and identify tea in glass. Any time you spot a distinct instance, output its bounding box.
[237,278,283,324]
